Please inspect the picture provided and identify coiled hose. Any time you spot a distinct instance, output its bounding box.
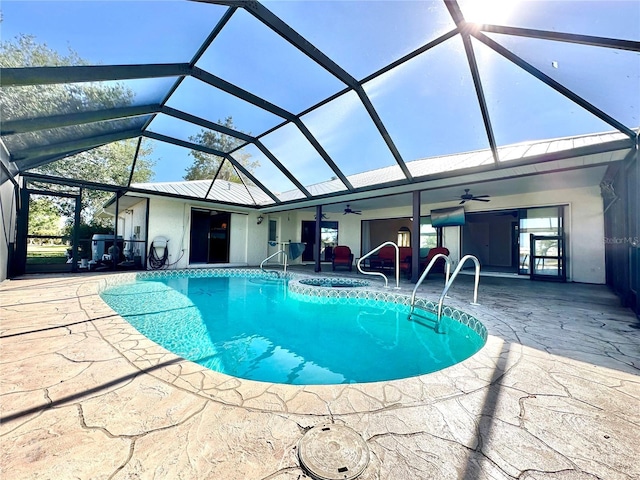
[148,241,169,270]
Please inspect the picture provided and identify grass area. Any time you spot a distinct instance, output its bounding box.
[27,244,69,265]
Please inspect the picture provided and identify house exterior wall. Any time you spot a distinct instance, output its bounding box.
[139,183,605,283]
[118,197,148,264]
[144,196,269,269]
[146,198,187,268]
[247,216,268,265]
[449,185,605,283]
[261,186,604,283]
[265,212,299,264]
[289,211,363,261]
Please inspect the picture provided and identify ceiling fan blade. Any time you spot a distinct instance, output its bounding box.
[473,198,491,202]
[354,211,362,215]
[473,195,491,198]
[459,200,466,205]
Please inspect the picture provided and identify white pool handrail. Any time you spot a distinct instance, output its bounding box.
[436,254,481,322]
[409,252,452,315]
[357,241,400,289]
[260,249,288,275]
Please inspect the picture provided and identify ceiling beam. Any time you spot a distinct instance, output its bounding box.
[190,68,355,192]
[443,1,499,165]
[159,106,310,197]
[22,170,268,210]
[238,0,412,181]
[144,130,226,158]
[254,140,312,197]
[474,31,638,139]
[143,130,281,204]
[360,28,460,84]
[161,106,254,143]
[22,172,126,192]
[190,6,238,66]
[479,24,640,52]
[143,5,239,135]
[354,89,413,180]
[1,63,191,87]
[222,151,281,204]
[292,120,354,191]
[11,128,142,163]
[1,104,162,135]
[461,29,499,164]
[189,0,245,7]
[444,0,466,25]
[191,67,294,120]
[258,138,634,213]
[18,149,91,172]
[127,137,144,187]
[234,0,355,87]
[205,156,231,199]
[173,3,358,195]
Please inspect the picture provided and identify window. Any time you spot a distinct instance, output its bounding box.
[268,219,277,242]
[420,218,438,251]
[397,226,411,247]
[519,206,564,276]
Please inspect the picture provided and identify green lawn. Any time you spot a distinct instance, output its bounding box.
[27,244,69,264]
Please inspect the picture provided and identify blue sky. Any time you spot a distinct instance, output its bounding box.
[2,0,638,193]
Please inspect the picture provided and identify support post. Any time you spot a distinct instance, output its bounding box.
[411,191,421,283]
[314,205,322,272]
[71,191,81,273]
[14,188,30,277]
[113,192,120,270]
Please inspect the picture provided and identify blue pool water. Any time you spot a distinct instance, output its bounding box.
[101,275,485,385]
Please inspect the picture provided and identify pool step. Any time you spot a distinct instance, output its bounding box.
[408,307,446,334]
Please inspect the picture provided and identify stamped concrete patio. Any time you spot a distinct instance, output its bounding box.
[1,270,639,479]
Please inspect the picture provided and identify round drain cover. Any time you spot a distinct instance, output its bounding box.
[298,423,370,480]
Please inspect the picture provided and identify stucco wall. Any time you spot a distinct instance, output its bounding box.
[119,197,148,264]
[451,186,605,283]
[141,183,606,283]
[247,217,268,266]
[290,211,363,260]
[147,198,188,268]
[146,197,269,269]
[289,185,604,283]
[565,186,606,283]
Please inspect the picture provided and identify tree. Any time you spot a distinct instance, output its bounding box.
[0,34,134,118]
[27,196,61,243]
[39,139,155,223]
[0,34,156,225]
[185,116,259,183]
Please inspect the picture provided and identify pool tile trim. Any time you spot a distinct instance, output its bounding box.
[98,268,486,341]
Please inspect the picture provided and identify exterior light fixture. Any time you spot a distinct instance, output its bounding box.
[257,214,264,225]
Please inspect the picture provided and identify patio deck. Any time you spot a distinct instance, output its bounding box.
[1,270,638,479]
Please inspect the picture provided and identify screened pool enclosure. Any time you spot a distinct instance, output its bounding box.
[1,0,638,312]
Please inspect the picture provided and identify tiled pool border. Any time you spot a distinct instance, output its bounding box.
[98,268,487,341]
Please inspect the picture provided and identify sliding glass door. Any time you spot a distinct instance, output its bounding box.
[519,206,566,281]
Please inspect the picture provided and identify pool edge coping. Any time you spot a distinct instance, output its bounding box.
[84,268,498,416]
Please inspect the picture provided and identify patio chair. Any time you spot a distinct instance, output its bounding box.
[420,247,450,277]
[399,246,412,278]
[332,245,354,271]
[368,245,406,272]
[372,245,396,271]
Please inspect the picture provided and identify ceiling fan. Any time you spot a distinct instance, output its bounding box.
[459,189,491,204]
[343,204,362,215]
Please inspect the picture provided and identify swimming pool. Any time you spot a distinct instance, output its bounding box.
[100,270,486,385]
